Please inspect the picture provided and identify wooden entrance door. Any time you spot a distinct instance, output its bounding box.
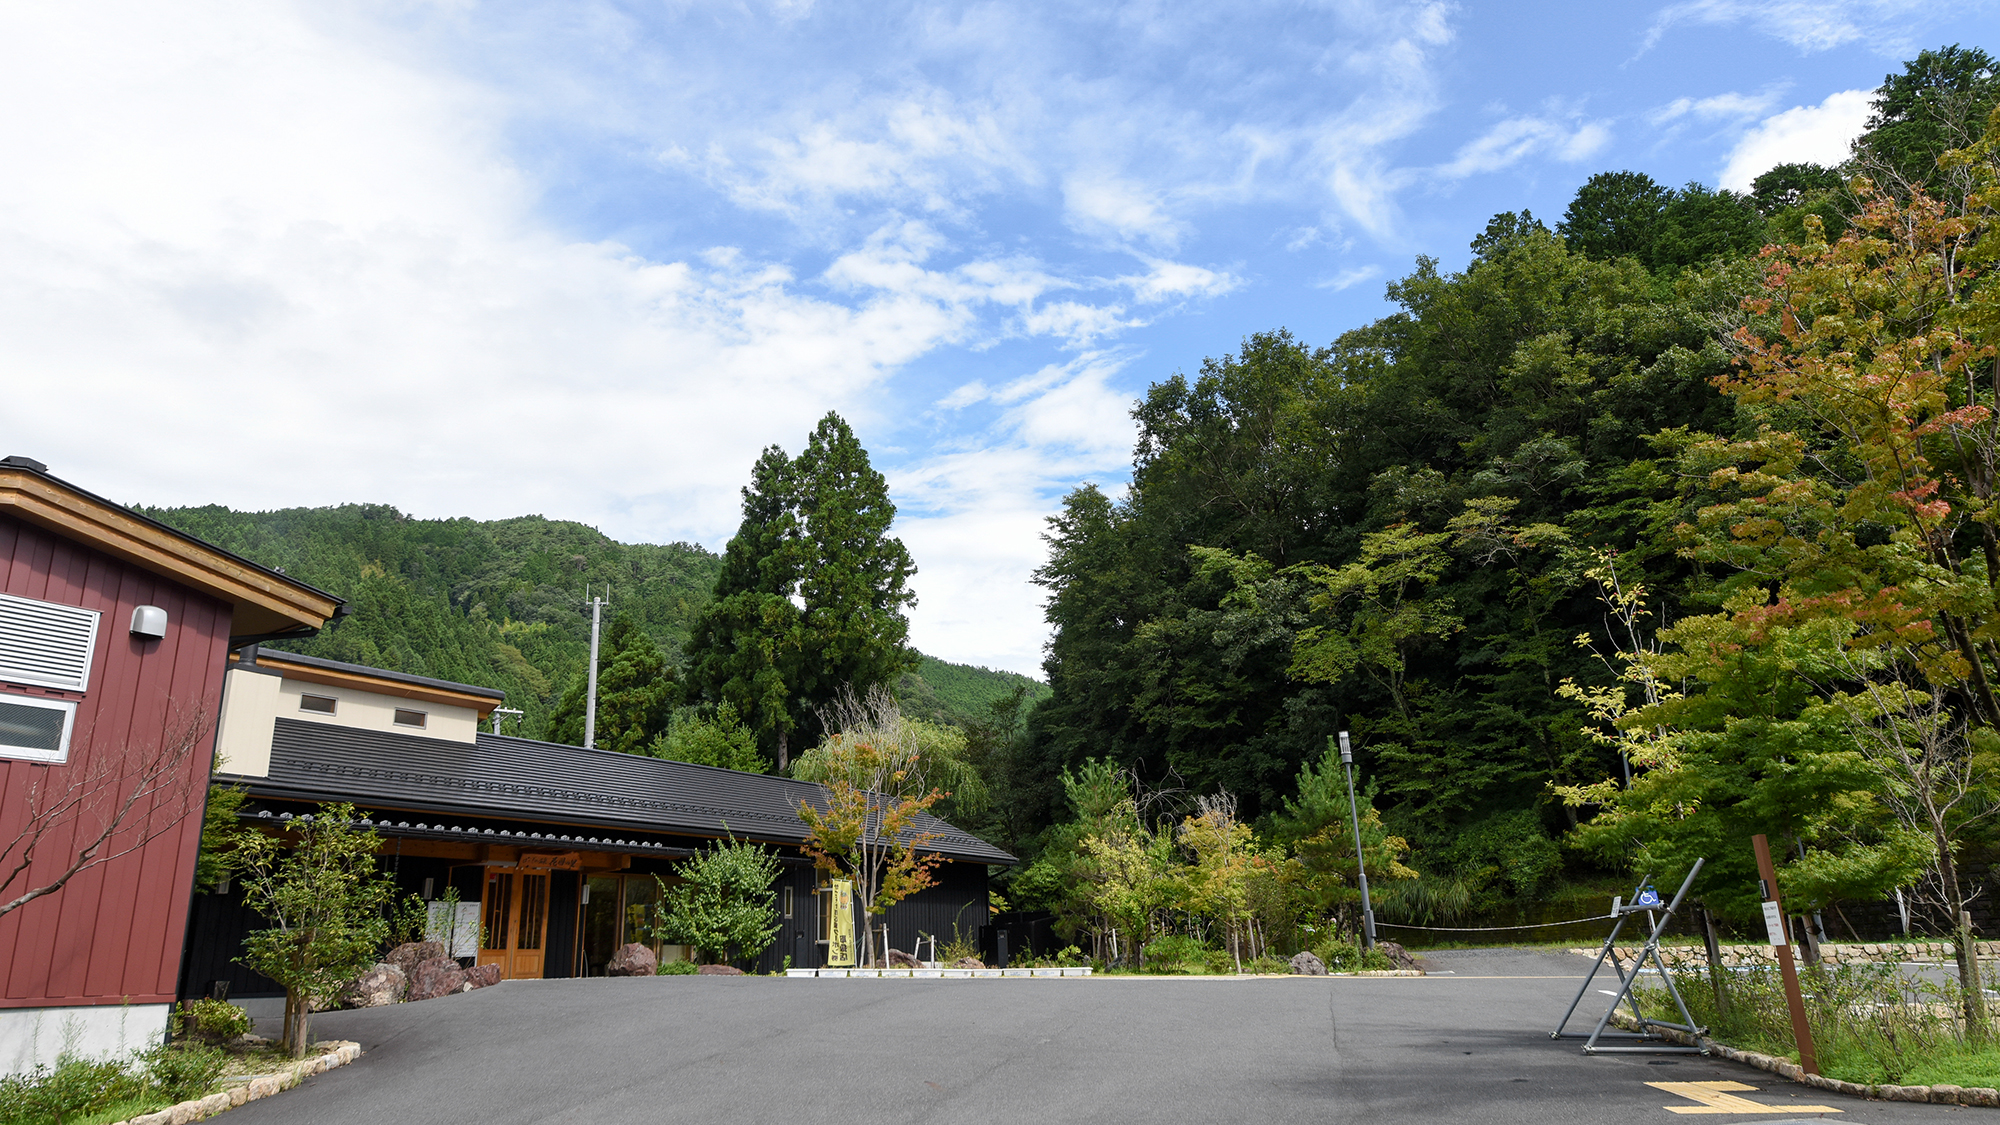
[477,870,549,980]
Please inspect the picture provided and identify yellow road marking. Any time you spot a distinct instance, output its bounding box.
[1649,1080,1841,1114]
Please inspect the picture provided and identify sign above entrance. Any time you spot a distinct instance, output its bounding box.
[519,851,583,872]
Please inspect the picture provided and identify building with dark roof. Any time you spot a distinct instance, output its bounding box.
[185,647,1012,995]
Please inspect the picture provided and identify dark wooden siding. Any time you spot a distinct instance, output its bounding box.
[753,860,988,972]
[0,515,231,1010]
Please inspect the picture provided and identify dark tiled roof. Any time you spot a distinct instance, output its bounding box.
[245,648,507,701]
[221,717,1016,865]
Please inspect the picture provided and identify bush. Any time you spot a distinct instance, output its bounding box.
[1203,949,1237,974]
[1141,933,1206,971]
[1247,955,1289,974]
[141,1043,228,1103]
[658,959,700,975]
[176,997,251,1045]
[1312,937,1394,972]
[0,1056,142,1125]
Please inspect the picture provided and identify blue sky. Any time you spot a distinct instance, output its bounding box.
[2,0,1992,675]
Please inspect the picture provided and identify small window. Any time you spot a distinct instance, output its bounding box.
[393,708,427,728]
[783,886,794,919]
[0,694,77,764]
[299,694,337,714]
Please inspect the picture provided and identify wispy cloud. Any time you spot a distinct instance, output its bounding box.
[1434,116,1612,179]
[1642,0,1932,54]
[1649,90,1782,125]
[1316,265,1383,291]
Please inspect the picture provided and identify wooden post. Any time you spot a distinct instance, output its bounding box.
[1752,834,1818,1075]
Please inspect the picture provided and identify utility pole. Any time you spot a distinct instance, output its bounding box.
[583,586,607,751]
[1338,731,1377,949]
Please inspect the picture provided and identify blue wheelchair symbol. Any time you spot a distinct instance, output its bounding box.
[1633,887,1663,908]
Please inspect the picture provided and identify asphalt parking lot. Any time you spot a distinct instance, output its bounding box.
[234,947,1973,1124]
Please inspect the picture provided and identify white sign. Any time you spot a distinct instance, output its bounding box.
[1762,900,1787,947]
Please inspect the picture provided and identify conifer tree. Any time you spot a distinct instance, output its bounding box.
[684,414,917,767]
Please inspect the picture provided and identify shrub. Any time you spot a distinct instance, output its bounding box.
[0,1055,142,1125]
[1247,955,1289,974]
[141,1043,228,1103]
[176,997,251,1045]
[1203,949,1237,974]
[1141,933,1206,970]
[658,959,700,975]
[1312,937,1393,972]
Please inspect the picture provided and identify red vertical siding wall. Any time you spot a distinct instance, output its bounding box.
[0,514,230,1009]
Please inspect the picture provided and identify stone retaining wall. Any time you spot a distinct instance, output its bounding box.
[106,1041,362,1125]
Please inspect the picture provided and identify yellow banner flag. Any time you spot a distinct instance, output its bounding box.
[827,879,855,967]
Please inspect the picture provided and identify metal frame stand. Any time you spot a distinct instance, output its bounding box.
[1551,859,1708,1054]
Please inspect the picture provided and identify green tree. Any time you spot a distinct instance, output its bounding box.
[1857,45,1999,194]
[685,414,917,767]
[229,804,394,1057]
[648,703,765,772]
[1557,170,1673,263]
[547,615,679,753]
[654,839,782,966]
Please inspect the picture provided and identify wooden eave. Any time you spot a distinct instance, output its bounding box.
[0,467,341,637]
[236,654,503,717]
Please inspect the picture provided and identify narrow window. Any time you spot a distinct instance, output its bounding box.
[816,887,832,943]
[393,708,427,728]
[0,694,77,764]
[299,694,336,714]
[783,886,794,919]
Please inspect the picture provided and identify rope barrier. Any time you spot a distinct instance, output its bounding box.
[1371,913,1619,932]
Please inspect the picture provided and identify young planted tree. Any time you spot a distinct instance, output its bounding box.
[654,838,782,966]
[794,688,946,966]
[229,804,395,1057]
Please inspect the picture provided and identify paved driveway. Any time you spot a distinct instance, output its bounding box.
[235,948,1967,1124]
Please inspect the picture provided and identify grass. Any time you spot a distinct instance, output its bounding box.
[1635,960,2000,1088]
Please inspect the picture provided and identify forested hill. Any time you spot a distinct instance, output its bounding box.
[141,503,1037,738]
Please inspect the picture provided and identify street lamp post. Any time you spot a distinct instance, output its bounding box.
[1338,731,1377,949]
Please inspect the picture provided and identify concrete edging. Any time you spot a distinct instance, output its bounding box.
[1606,1013,1999,1107]
[105,1041,363,1125]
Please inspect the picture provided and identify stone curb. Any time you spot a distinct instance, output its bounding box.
[107,1041,363,1125]
[1605,1013,1999,1107]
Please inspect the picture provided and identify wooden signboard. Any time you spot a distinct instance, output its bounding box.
[518,850,583,872]
[827,879,856,967]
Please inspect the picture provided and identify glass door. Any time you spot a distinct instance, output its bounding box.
[476,870,549,980]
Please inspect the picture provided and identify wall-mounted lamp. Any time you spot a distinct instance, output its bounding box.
[130,605,168,638]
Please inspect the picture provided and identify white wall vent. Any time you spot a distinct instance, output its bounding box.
[0,592,101,692]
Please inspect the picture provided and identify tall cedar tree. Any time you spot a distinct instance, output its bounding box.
[685,414,917,766]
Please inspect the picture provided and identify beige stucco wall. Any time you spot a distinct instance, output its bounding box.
[212,666,282,777]
[276,679,480,743]
[213,666,482,779]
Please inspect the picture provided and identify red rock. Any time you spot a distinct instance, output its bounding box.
[385,941,445,981]
[606,943,657,976]
[696,964,744,975]
[407,957,469,1001]
[463,964,502,988]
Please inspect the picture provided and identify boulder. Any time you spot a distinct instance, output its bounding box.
[606,943,658,977]
[339,962,407,1008]
[1288,951,1327,976]
[385,941,445,980]
[1374,940,1421,973]
[407,957,469,1001]
[886,948,923,968]
[697,964,745,975]
[463,963,502,989]
[951,957,985,970]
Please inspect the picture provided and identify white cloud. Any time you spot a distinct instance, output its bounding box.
[1062,175,1187,248]
[1643,0,1929,54]
[1117,258,1242,304]
[890,355,1137,673]
[1718,89,1873,190]
[1649,90,1782,125]
[1435,116,1612,179]
[1316,265,1383,291]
